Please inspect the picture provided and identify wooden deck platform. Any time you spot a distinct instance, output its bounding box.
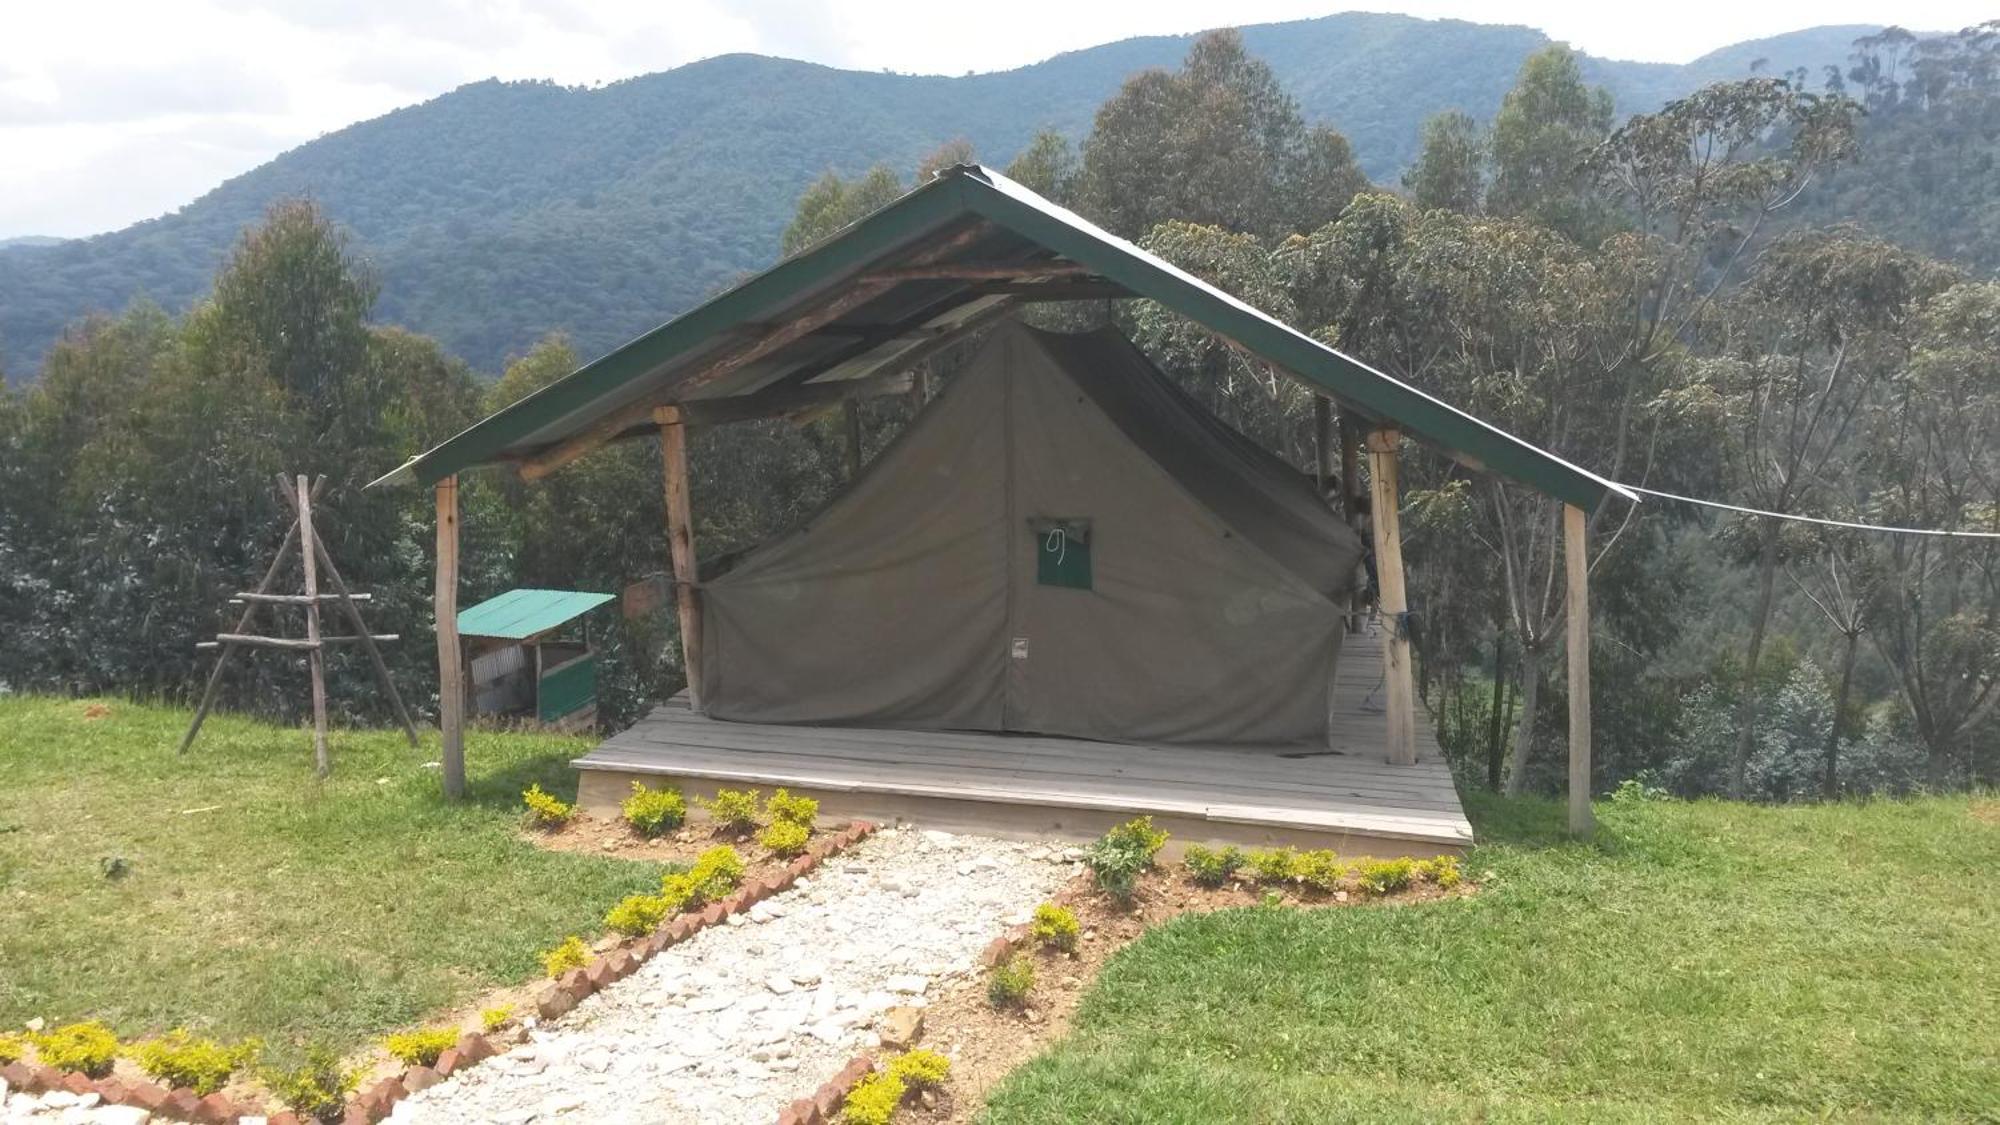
[574,628,1471,857]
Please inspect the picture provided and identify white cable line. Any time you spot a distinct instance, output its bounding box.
[1622,484,2000,540]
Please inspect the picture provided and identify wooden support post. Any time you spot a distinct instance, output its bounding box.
[296,475,330,778]
[1367,429,1417,766]
[1312,396,1333,494]
[843,400,863,478]
[1565,503,1594,836]
[655,406,705,712]
[435,475,466,799]
[180,521,303,753]
[1340,415,1365,627]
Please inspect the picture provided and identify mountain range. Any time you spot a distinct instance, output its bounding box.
[0,13,1883,380]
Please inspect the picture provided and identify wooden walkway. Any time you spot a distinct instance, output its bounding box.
[574,626,1471,856]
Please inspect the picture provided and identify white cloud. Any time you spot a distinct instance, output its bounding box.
[1,0,1989,237]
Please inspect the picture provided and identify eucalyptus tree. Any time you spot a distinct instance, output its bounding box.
[1403,110,1485,214]
[1861,280,2000,787]
[1486,46,1614,242]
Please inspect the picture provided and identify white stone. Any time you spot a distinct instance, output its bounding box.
[577,1046,611,1073]
[764,975,794,995]
[886,974,929,995]
[91,1109,149,1125]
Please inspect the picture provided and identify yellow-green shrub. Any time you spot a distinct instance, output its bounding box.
[480,1005,514,1033]
[540,935,590,978]
[521,783,575,828]
[1246,847,1298,884]
[1356,857,1417,895]
[1294,849,1346,892]
[130,1030,260,1094]
[30,1021,119,1077]
[1029,903,1080,952]
[987,954,1035,1008]
[659,871,701,913]
[262,1044,358,1123]
[696,788,761,832]
[382,1028,457,1068]
[605,892,671,936]
[759,819,810,857]
[1183,844,1244,887]
[689,845,744,899]
[766,787,819,828]
[840,1069,906,1125]
[1418,854,1463,889]
[0,1033,21,1064]
[888,1048,951,1091]
[622,782,686,836]
[1086,816,1170,903]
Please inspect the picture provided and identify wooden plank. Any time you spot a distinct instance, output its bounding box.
[674,371,913,427]
[1367,429,1417,765]
[860,262,1091,282]
[296,475,331,778]
[230,592,372,604]
[1566,502,1594,837]
[436,475,467,799]
[181,517,301,753]
[613,711,1458,790]
[655,406,704,712]
[842,400,862,477]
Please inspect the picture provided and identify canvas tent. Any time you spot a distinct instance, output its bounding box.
[700,320,1365,744]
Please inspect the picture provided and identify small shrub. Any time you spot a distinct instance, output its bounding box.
[622,782,686,836]
[987,954,1036,1008]
[840,1069,907,1125]
[605,892,671,936]
[1086,816,1169,903]
[766,787,819,828]
[1356,857,1417,895]
[659,871,701,913]
[887,1047,951,1091]
[689,845,745,900]
[1610,776,1670,803]
[30,1020,119,1077]
[1183,844,1243,887]
[1246,847,1298,884]
[1294,849,1346,892]
[696,788,761,832]
[382,1027,458,1068]
[1417,855,1464,889]
[1028,903,1080,952]
[480,1005,514,1033]
[540,935,590,979]
[521,783,575,829]
[1260,889,1286,908]
[758,819,810,857]
[130,1030,260,1095]
[263,1044,359,1123]
[0,1033,21,1064]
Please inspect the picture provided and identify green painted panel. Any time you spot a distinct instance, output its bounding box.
[538,656,595,722]
[457,588,614,640]
[1032,518,1093,590]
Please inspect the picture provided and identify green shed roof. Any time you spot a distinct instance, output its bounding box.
[457,588,615,640]
[372,165,1635,511]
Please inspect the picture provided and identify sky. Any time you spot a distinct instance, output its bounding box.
[1,0,1987,240]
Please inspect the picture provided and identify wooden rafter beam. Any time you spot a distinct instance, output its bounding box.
[860,261,1093,282]
[678,371,915,427]
[980,280,1136,302]
[517,222,994,482]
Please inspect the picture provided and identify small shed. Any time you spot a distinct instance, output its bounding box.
[458,588,615,730]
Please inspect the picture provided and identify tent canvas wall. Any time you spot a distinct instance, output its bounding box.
[698,321,1365,745]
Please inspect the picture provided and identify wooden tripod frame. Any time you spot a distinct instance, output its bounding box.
[179,473,419,773]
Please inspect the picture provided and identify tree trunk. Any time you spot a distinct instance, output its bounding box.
[1824,628,1861,801]
[1486,637,1509,792]
[1731,515,1782,800]
[1505,642,1544,796]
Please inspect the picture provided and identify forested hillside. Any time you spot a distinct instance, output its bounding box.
[0,12,1881,379]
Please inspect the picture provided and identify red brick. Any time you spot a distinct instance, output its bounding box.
[432,1048,461,1077]
[813,1083,845,1120]
[93,1079,130,1105]
[763,871,794,896]
[838,1054,877,1090]
[0,1062,30,1091]
[455,1032,494,1064]
[585,959,615,989]
[981,936,1015,966]
[665,916,693,940]
[164,1088,205,1120]
[536,985,579,1021]
[61,1071,96,1095]
[700,902,726,926]
[126,1082,170,1111]
[196,1091,237,1123]
[269,1114,302,1125]
[558,967,592,996]
[609,949,637,978]
[849,819,875,836]
[402,1066,443,1093]
[342,1104,375,1125]
[780,1099,822,1125]
[787,856,815,878]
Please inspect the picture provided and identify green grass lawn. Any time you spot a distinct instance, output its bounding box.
[983,793,2000,1123]
[0,696,654,1062]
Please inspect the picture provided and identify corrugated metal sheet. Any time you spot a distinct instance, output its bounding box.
[457,588,615,640]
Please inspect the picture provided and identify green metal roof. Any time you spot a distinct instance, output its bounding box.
[373,165,1635,512]
[457,588,615,640]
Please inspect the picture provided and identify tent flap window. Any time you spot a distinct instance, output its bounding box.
[1032,517,1093,590]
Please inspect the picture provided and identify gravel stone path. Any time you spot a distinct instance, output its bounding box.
[391,827,1073,1125]
[0,1087,153,1124]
